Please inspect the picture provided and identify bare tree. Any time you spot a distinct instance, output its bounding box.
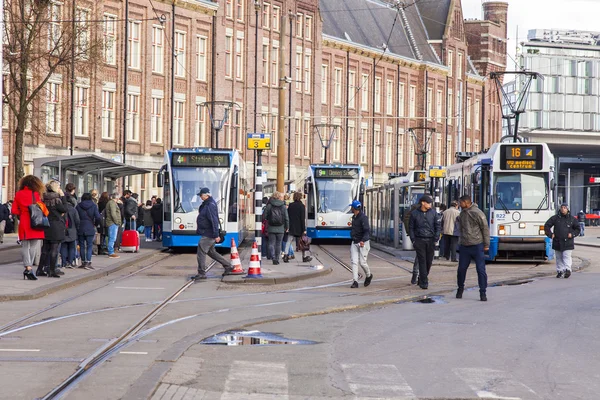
[2,0,102,188]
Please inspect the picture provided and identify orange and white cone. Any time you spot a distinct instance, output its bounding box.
[229,238,245,275]
[245,241,263,278]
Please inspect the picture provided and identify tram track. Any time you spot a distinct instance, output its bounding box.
[316,244,363,280]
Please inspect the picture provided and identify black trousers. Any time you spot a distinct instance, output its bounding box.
[413,238,435,286]
[40,240,61,273]
[443,235,459,261]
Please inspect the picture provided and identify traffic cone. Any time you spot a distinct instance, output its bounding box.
[229,238,245,275]
[245,241,263,278]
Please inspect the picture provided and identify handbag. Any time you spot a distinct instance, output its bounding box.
[94,232,102,245]
[29,192,50,230]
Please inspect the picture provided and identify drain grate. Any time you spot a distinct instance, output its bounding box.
[200,330,318,346]
[491,279,534,287]
[408,296,448,304]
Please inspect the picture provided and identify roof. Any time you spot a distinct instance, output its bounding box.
[416,0,451,41]
[33,154,150,179]
[320,0,440,64]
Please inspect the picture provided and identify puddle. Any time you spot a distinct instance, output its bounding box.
[490,279,534,287]
[199,330,318,346]
[407,295,448,304]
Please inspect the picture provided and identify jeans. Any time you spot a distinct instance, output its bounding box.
[261,233,270,259]
[555,250,573,272]
[0,220,5,242]
[457,243,488,293]
[153,223,162,240]
[60,241,77,266]
[196,236,231,275]
[268,232,284,262]
[144,226,153,240]
[21,239,42,267]
[350,241,371,282]
[413,238,435,286]
[107,224,119,255]
[579,222,585,237]
[285,235,307,258]
[78,235,95,263]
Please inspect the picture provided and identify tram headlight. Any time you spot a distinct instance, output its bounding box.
[318,216,324,222]
[175,217,182,224]
[498,225,506,235]
[539,226,545,235]
[519,222,526,229]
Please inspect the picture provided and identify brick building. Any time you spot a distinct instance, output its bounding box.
[1,0,507,200]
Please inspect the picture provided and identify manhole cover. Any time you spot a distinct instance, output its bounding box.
[491,279,533,287]
[199,330,318,346]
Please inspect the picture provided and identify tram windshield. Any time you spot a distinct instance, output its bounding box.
[171,167,228,214]
[494,173,548,210]
[315,178,358,213]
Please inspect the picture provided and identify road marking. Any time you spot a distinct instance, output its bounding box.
[115,287,165,290]
[221,361,288,399]
[454,368,537,399]
[341,363,415,398]
[119,351,148,355]
[0,349,40,352]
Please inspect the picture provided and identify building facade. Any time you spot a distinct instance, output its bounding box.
[1,0,508,200]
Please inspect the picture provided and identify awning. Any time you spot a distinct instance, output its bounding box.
[33,154,150,179]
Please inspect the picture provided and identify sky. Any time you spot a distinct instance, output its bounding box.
[461,0,600,67]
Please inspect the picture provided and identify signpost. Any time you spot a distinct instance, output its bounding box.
[248,132,271,266]
[247,133,272,151]
[428,165,446,259]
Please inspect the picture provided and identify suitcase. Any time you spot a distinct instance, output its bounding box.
[121,219,141,253]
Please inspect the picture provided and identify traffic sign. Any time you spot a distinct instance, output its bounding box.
[247,133,271,150]
[589,177,600,183]
[428,166,446,178]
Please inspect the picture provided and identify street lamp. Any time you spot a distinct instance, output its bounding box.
[409,126,434,171]
[314,124,340,165]
[200,101,240,148]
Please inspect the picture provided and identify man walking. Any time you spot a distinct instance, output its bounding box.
[409,195,441,289]
[404,203,420,284]
[442,201,460,262]
[105,193,121,259]
[545,203,581,279]
[194,188,232,280]
[349,200,373,289]
[263,192,289,265]
[577,210,586,237]
[456,195,490,301]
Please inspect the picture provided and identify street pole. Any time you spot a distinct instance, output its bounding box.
[253,1,259,188]
[276,13,286,193]
[69,0,75,156]
[253,1,263,255]
[0,0,4,202]
[122,0,129,190]
[433,176,440,259]
[170,1,176,149]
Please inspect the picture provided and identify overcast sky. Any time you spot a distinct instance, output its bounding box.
[461,0,600,65]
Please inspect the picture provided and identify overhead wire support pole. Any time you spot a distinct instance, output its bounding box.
[69,0,75,156]
[253,0,262,256]
[276,12,286,193]
[122,0,129,190]
[170,1,176,149]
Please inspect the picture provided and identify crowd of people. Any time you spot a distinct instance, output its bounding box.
[7,175,164,281]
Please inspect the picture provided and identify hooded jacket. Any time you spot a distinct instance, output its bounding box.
[76,199,102,236]
[43,191,67,242]
[458,204,490,247]
[196,196,220,238]
[151,203,163,223]
[63,196,81,242]
[545,210,581,252]
[143,205,154,227]
[264,198,289,234]
[409,206,441,243]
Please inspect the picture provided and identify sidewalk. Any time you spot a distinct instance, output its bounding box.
[575,226,600,248]
[0,239,165,301]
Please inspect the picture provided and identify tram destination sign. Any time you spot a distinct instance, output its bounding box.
[500,144,543,170]
[316,168,358,178]
[171,153,230,167]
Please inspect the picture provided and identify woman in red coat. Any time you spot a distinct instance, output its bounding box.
[11,175,46,280]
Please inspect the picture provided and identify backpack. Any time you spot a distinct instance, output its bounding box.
[268,205,285,226]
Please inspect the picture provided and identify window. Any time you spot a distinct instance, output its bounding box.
[334,68,342,106]
[236,0,244,21]
[361,74,369,111]
[102,90,115,139]
[409,139,414,168]
[321,64,328,104]
[466,137,471,152]
[235,35,244,80]
[475,99,480,131]
[374,126,381,165]
[225,33,233,78]
[262,40,269,85]
[194,103,206,147]
[427,87,433,120]
[348,70,356,109]
[332,125,341,162]
[173,100,185,146]
[2,76,8,129]
[385,128,392,166]
[270,111,278,154]
[127,94,140,141]
[272,5,280,32]
[304,49,311,94]
[271,41,279,86]
[151,97,163,144]
[348,122,355,163]
[305,16,312,40]
[398,130,404,168]
[446,136,453,165]
[225,0,233,19]
[262,3,270,29]
[75,8,90,58]
[436,90,442,124]
[74,86,89,137]
[409,85,416,118]
[374,77,381,113]
[103,14,117,65]
[398,83,405,117]
[458,52,463,79]
[295,46,302,92]
[296,13,303,38]
[386,80,393,115]
[360,124,368,164]
[435,133,441,165]
[46,82,61,135]
[474,139,480,153]
[128,20,141,69]
[303,117,311,158]
[48,2,62,52]
[447,50,453,77]
[174,31,186,77]
[448,89,453,126]
[466,96,472,129]
[294,115,301,157]
[197,36,207,81]
[152,26,164,73]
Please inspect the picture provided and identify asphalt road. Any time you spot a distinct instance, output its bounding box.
[0,243,597,400]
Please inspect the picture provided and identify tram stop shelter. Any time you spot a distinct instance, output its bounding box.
[33,154,150,195]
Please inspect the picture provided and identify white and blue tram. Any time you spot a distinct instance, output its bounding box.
[445,142,555,261]
[304,164,366,239]
[157,148,250,249]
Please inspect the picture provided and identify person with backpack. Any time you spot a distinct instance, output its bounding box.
[76,193,102,269]
[284,191,312,263]
[263,192,289,265]
[61,192,80,269]
[261,196,270,259]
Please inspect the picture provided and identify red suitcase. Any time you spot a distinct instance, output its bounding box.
[121,221,141,253]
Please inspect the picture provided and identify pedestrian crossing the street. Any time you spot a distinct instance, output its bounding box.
[151,361,538,400]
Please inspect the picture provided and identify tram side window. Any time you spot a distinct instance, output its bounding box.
[228,170,238,222]
[306,182,315,219]
[163,172,171,221]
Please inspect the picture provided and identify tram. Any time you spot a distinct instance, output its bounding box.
[304,164,366,239]
[445,142,555,261]
[157,148,251,249]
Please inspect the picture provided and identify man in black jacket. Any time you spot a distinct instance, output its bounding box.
[123,190,138,230]
[545,203,581,278]
[577,210,586,237]
[284,192,312,263]
[0,201,9,244]
[349,200,373,289]
[409,195,441,289]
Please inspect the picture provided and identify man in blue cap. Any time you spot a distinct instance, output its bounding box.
[349,200,373,288]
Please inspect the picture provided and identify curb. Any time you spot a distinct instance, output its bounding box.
[370,242,458,267]
[0,250,166,302]
[575,242,600,249]
[221,267,333,285]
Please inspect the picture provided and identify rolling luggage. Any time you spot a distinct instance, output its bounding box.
[121,219,140,253]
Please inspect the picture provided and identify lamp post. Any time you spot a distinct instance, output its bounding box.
[409,126,434,171]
